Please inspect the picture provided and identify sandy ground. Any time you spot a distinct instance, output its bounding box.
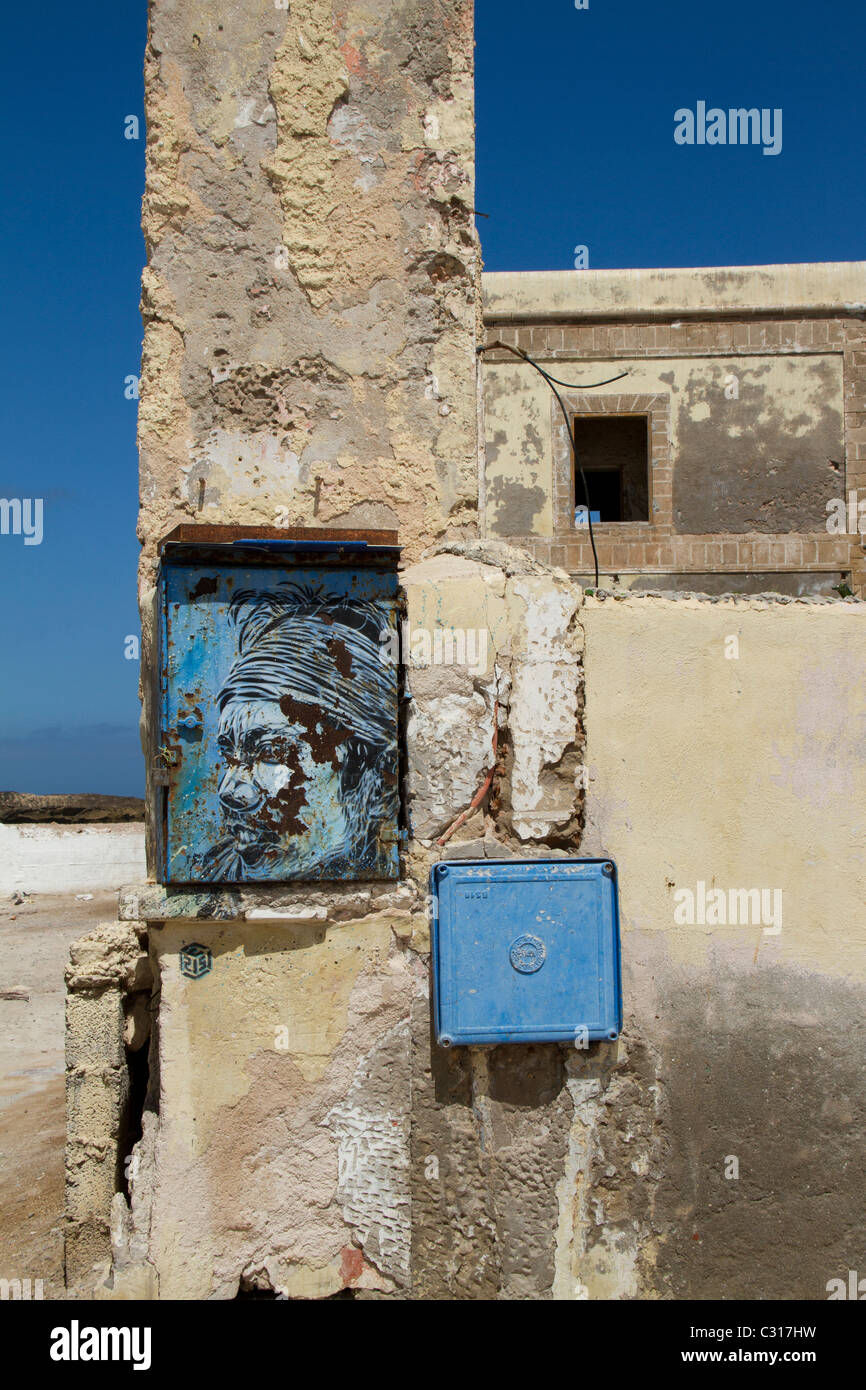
[0,891,118,1299]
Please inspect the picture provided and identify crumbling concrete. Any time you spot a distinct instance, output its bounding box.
[81,543,866,1301]
[64,921,151,1293]
[137,0,478,568]
[107,913,415,1300]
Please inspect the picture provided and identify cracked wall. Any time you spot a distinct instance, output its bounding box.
[483,354,844,540]
[83,545,866,1300]
[136,0,481,863]
[138,0,478,566]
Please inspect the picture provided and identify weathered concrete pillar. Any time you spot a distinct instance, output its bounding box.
[137,0,480,868]
[64,923,151,1293]
[104,0,488,1300]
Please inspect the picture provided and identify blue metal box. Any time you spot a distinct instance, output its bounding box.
[155,527,402,885]
[430,858,622,1046]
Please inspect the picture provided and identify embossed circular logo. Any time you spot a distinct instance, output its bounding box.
[509,934,546,974]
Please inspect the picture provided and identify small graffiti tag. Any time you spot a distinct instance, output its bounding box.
[179,943,212,979]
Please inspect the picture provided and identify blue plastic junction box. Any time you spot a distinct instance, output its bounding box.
[430,858,622,1047]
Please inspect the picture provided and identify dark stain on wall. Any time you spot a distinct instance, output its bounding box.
[410,1001,501,1299]
[410,1005,572,1298]
[484,1045,572,1297]
[487,474,546,537]
[673,362,843,534]
[648,962,866,1299]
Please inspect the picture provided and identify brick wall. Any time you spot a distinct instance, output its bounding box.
[483,314,864,593]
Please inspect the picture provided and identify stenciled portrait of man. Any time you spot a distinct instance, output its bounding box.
[191,581,399,882]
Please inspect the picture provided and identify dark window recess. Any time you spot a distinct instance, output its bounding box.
[572,415,650,522]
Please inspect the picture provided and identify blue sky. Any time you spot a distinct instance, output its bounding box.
[0,3,146,794]
[477,0,866,270]
[0,0,863,795]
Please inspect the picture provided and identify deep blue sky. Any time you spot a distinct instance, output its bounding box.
[0,0,863,794]
[0,3,146,794]
[477,0,866,270]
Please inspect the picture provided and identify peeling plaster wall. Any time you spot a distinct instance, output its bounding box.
[482,355,845,539]
[83,546,866,1299]
[139,0,479,564]
[113,914,416,1300]
[402,547,585,845]
[136,0,481,861]
[483,364,553,537]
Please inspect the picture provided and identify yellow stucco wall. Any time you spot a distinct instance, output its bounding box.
[581,595,866,977]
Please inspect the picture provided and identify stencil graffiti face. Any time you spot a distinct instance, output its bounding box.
[215,697,347,870]
[186,580,399,882]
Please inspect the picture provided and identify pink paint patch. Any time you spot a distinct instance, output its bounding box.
[341,42,362,75]
[340,1245,365,1284]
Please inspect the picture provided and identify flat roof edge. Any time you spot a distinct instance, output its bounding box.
[482,263,866,322]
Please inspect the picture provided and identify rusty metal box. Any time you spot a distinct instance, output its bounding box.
[156,527,401,884]
[430,858,622,1046]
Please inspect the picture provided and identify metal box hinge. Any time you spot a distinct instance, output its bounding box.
[379,827,409,845]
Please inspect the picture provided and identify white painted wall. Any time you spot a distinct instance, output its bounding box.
[0,823,146,896]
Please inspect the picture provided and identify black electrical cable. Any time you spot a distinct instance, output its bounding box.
[522,362,630,392]
[477,340,629,588]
